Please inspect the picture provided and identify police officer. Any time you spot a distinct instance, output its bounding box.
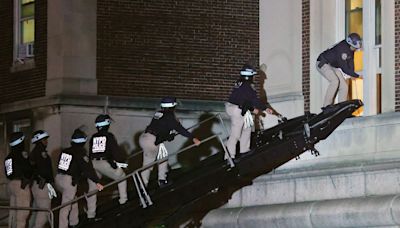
[317,33,362,109]
[225,64,272,159]
[139,97,201,187]
[4,132,32,228]
[56,128,104,228]
[86,114,128,220]
[30,130,57,228]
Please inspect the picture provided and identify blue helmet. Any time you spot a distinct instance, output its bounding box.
[346,33,362,49]
[71,129,87,144]
[95,114,111,128]
[240,64,257,78]
[31,130,49,144]
[161,97,177,108]
[9,132,25,147]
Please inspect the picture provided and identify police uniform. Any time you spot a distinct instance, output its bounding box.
[56,129,101,228]
[86,115,127,219]
[139,97,195,186]
[317,33,361,107]
[30,130,54,228]
[225,65,267,158]
[4,132,32,228]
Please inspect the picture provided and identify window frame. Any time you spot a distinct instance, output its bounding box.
[339,0,381,116]
[13,0,35,62]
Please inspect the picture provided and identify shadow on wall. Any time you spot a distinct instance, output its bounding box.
[157,112,242,228]
[176,112,220,172]
[126,131,145,173]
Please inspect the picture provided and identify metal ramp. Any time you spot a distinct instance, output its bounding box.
[65,100,363,228]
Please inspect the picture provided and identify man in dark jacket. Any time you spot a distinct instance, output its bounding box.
[4,132,32,228]
[139,97,201,187]
[317,33,362,108]
[30,130,57,228]
[55,128,104,228]
[86,114,128,220]
[225,64,273,159]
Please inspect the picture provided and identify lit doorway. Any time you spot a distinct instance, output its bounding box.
[345,0,381,115]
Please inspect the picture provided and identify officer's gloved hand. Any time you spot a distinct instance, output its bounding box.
[277,115,288,124]
[115,162,128,169]
[241,101,253,116]
[47,183,57,199]
[166,133,175,142]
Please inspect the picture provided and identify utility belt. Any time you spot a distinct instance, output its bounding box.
[227,102,239,107]
[145,129,158,137]
[92,157,107,161]
[317,55,329,68]
[91,156,118,169]
[34,177,48,189]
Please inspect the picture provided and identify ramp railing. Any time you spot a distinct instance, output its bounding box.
[48,112,231,226]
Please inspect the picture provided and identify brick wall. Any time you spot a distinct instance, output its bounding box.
[0,0,47,105]
[302,0,310,112]
[97,0,260,101]
[396,0,400,111]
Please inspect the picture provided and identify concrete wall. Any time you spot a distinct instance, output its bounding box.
[309,0,339,113]
[0,95,232,199]
[259,0,305,128]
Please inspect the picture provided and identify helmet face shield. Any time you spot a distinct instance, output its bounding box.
[9,132,25,147]
[31,130,49,144]
[95,114,111,128]
[161,97,177,108]
[240,64,257,77]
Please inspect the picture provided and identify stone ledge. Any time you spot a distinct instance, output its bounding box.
[0,93,303,114]
[203,194,400,228]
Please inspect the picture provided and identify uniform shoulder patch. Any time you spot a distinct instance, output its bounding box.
[83,156,89,163]
[341,53,348,60]
[22,151,28,159]
[153,112,164,119]
[234,81,243,88]
[41,151,48,159]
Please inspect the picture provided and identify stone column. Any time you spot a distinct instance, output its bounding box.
[46,0,97,95]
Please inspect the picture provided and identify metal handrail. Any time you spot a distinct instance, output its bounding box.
[0,206,54,228]
[52,134,225,212]
[135,134,221,173]
[2,112,230,228]
[127,113,226,160]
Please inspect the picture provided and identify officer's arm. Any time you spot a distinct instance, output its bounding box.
[248,86,267,111]
[77,154,100,184]
[29,151,39,181]
[46,158,55,184]
[340,52,359,77]
[172,118,193,139]
[108,134,126,163]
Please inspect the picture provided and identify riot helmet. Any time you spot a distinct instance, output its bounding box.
[95,114,111,130]
[31,130,49,144]
[240,64,257,80]
[161,97,177,108]
[71,128,87,144]
[346,33,362,49]
[9,132,25,147]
